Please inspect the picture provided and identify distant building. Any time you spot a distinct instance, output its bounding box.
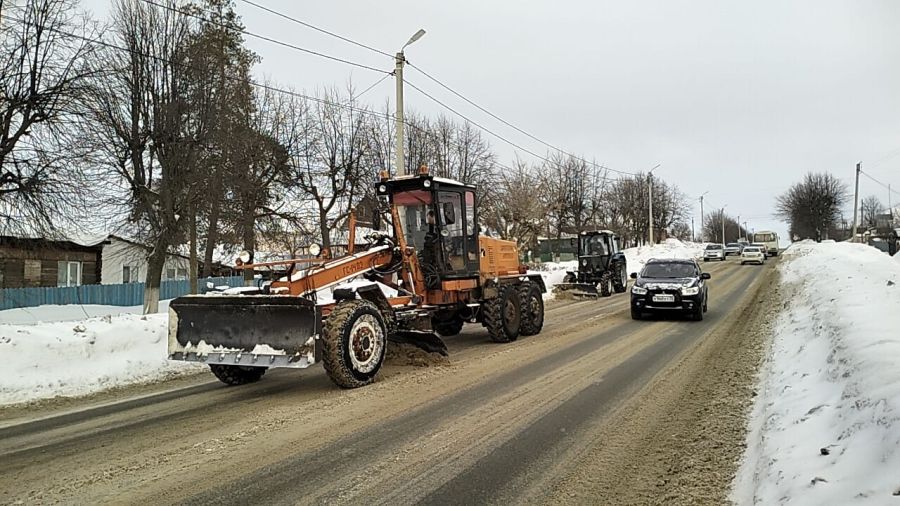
[100,235,234,284]
[0,235,106,289]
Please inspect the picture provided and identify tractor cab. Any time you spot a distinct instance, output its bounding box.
[377,169,479,288]
[577,230,619,272]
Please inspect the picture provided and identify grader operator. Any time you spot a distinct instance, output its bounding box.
[167,167,546,389]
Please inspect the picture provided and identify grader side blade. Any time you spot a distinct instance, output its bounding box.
[389,330,449,356]
[552,282,600,298]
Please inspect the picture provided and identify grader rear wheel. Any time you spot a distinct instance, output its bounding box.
[483,284,521,343]
[322,299,387,388]
[518,281,544,336]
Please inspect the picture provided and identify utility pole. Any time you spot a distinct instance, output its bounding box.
[889,184,894,227]
[720,206,727,244]
[647,164,660,245]
[648,173,653,245]
[698,191,708,242]
[394,29,426,176]
[736,214,740,241]
[691,217,695,242]
[851,162,861,242]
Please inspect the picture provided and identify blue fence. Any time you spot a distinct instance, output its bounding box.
[0,276,247,311]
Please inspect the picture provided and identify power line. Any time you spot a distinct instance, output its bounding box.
[404,78,622,178]
[222,1,632,177]
[236,0,393,58]
[860,170,900,197]
[137,0,390,75]
[407,63,634,177]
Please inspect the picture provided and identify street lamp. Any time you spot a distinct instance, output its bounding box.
[720,205,728,244]
[395,29,426,176]
[647,164,661,244]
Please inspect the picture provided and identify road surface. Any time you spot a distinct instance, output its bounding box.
[0,260,775,505]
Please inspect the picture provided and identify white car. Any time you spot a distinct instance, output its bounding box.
[740,246,766,265]
[703,244,726,262]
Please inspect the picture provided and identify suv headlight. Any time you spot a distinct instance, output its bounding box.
[681,286,700,296]
[631,285,648,295]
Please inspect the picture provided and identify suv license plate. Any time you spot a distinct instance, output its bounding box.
[652,294,675,302]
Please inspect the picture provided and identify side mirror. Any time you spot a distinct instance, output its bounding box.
[442,202,456,225]
[701,273,711,280]
[630,272,638,279]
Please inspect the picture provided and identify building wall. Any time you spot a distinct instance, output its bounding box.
[0,242,100,289]
[100,238,191,285]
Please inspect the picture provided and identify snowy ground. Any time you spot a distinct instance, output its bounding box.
[530,238,706,299]
[0,309,204,407]
[732,241,900,505]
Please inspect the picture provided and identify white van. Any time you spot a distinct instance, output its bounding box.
[752,231,779,256]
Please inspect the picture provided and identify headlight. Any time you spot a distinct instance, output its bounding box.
[238,250,251,263]
[423,179,432,188]
[681,286,700,296]
[581,259,587,266]
[308,243,321,257]
[378,184,387,193]
[631,285,648,295]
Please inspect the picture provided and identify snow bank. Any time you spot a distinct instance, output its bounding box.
[0,311,203,406]
[733,242,900,504]
[623,238,706,275]
[530,239,705,300]
[0,300,172,325]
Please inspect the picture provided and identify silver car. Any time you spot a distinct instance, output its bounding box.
[703,244,726,262]
[740,246,766,265]
[724,243,742,256]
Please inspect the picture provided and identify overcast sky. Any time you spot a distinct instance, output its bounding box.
[84,0,900,242]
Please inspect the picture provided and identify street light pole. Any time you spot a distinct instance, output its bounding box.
[698,191,709,242]
[720,205,728,244]
[647,164,660,245]
[394,29,426,176]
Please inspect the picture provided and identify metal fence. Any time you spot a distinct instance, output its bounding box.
[0,276,246,311]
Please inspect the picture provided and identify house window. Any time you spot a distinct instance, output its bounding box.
[177,268,188,279]
[57,261,82,287]
[123,265,133,283]
[166,268,176,280]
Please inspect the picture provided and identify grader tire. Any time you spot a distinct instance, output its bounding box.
[322,299,387,389]
[599,270,613,297]
[209,364,267,386]
[483,284,521,343]
[518,281,544,336]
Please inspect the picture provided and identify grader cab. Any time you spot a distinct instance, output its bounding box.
[168,168,546,389]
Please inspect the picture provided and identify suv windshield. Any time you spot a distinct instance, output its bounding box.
[642,262,697,278]
[705,244,723,250]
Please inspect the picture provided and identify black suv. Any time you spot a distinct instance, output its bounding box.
[629,258,710,321]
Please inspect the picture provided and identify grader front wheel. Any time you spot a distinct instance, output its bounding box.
[322,299,387,388]
[518,281,544,336]
[483,284,522,343]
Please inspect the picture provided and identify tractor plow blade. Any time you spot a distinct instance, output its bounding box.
[168,295,321,366]
[552,283,600,298]
[389,330,449,356]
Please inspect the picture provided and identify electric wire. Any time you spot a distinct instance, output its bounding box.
[137,0,390,74]
[407,63,634,176]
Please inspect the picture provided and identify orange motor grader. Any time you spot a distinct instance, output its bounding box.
[167,167,546,388]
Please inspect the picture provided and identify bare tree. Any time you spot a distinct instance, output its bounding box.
[0,0,97,235]
[775,172,848,241]
[482,159,544,249]
[81,0,195,313]
[702,209,748,243]
[860,195,884,229]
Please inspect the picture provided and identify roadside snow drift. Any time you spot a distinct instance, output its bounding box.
[733,242,900,504]
[0,311,204,406]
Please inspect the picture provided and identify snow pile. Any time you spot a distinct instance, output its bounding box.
[733,241,900,504]
[0,300,171,325]
[528,260,579,300]
[623,238,706,275]
[0,311,203,406]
